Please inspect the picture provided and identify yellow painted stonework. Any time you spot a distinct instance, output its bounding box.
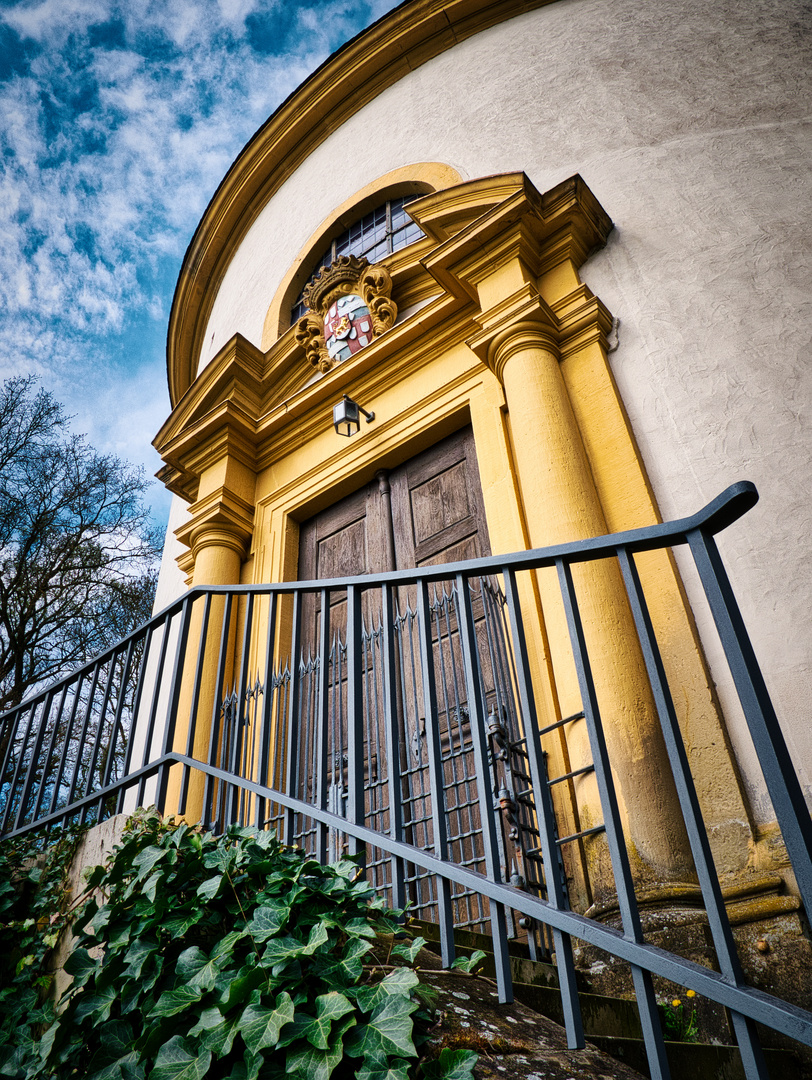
[154,168,759,906]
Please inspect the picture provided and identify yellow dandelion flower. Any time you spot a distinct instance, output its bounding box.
[686,990,696,999]
[671,998,682,1008]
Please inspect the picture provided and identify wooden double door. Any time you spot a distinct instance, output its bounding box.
[298,426,490,583]
[291,427,547,940]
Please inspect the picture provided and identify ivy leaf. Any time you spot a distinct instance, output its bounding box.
[219,966,267,1010]
[62,947,98,987]
[89,904,113,936]
[196,875,223,901]
[331,860,362,882]
[149,984,203,1018]
[345,995,418,1061]
[87,1050,143,1080]
[187,1005,223,1035]
[89,1020,134,1065]
[341,918,377,939]
[338,936,373,981]
[355,968,419,1014]
[355,1059,411,1080]
[421,1049,479,1079]
[132,846,166,883]
[175,943,238,993]
[241,1050,263,1080]
[123,939,157,980]
[261,935,307,966]
[200,1016,239,1058]
[280,992,355,1051]
[237,989,295,1054]
[450,950,486,975]
[203,847,237,874]
[150,1036,212,1080]
[162,908,202,938]
[73,984,118,1025]
[142,872,162,905]
[83,865,106,890]
[245,905,288,942]
[286,1017,356,1080]
[303,922,329,955]
[391,937,426,963]
[186,1006,240,1055]
[248,829,276,852]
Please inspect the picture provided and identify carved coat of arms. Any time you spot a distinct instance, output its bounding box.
[324,293,373,363]
[295,255,397,373]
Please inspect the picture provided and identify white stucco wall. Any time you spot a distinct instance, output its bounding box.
[168,0,812,820]
[154,493,192,612]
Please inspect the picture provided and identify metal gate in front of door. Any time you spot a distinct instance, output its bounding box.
[217,576,557,959]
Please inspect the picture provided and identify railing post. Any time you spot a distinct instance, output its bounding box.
[557,557,672,1080]
[688,527,812,921]
[155,596,194,817]
[181,594,212,819]
[254,593,278,831]
[313,590,330,859]
[345,583,365,869]
[618,547,770,1079]
[33,683,70,822]
[228,592,255,826]
[13,692,54,832]
[381,583,406,911]
[416,579,456,968]
[283,590,303,847]
[503,567,584,1048]
[207,593,235,831]
[117,625,153,815]
[136,621,171,810]
[456,571,513,1005]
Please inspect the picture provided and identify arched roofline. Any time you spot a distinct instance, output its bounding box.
[166,0,558,407]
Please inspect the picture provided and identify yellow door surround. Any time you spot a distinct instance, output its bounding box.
[154,170,760,898]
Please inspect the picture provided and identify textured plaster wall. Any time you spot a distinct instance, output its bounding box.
[174,0,812,821]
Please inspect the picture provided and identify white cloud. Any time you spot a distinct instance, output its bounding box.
[0,0,401,530]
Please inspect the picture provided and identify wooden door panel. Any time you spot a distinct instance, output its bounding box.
[389,427,490,569]
[409,461,471,543]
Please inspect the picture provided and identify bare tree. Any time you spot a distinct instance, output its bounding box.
[0,377,160,711]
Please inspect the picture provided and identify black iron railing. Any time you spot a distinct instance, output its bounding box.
[1,481,811,1080]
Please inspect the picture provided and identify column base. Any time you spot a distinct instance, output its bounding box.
[572,872,812,1052]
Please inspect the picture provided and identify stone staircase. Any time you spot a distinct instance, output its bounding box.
[414,921,803,1080]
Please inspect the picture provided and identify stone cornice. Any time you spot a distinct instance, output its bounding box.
[166,0,560,407]
[418,174,613,306]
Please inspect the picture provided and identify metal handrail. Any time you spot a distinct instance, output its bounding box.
[1,480,810,1080]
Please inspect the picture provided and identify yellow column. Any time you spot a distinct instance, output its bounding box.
[166,494,253,823]
[486,315,696,895]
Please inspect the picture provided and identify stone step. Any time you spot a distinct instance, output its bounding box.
[413,919,564,989]
[588,1035,801,1080]
[412,920,804,1079]
[513,982,643,1040]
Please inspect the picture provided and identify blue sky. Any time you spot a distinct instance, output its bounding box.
[0,0,400,530]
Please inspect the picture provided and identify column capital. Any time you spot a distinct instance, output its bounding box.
[175,486,255,570]
[467,284,560,381]
[468,281,616,383]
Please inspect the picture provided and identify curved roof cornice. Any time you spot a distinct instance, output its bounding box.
[166,0,557,406]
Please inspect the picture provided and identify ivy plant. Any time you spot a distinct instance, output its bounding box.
[0,824,85,1078]
[24,810,476,1080]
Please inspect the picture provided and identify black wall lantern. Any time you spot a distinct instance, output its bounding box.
[333,394,375,437]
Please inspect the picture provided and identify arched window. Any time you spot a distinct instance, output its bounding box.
[290,195,424,323]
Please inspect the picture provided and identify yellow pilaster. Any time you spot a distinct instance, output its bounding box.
[471,295,696,896]
[164,470,255,823]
